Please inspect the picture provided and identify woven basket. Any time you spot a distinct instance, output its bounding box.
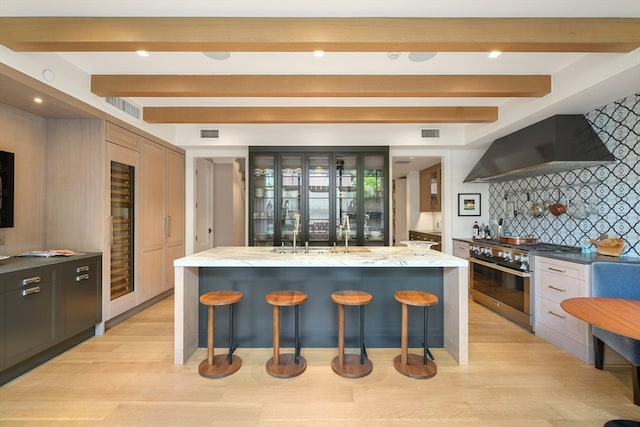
[590,237,625,257]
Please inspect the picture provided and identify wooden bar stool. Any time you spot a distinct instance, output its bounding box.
[198,290,243,379]
[331,290,373,378]
[394,290,438,379]
[265,290,308,378]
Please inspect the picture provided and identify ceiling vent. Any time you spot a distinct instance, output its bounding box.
[421,129,441,139]
[200,129,220,139]
[105,97,141,120]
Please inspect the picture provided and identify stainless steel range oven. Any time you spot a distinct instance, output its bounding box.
[469,242,533,331]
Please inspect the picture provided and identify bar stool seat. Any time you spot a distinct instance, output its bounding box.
[198,290,243,378]
[331,290,373,378]
[394,290,438,379]
[265,290,308,378]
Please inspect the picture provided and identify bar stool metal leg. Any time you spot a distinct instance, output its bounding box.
[360,305,367,364]
[294,305,301,364]
[227,303,239,365]
[423,306,435,364]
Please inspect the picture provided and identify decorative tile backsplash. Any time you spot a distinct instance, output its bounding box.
[489,93,640,257]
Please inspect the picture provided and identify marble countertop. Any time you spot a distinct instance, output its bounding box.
[175,246,467,268]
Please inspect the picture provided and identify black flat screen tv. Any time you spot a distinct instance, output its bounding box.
[0,150,14,228]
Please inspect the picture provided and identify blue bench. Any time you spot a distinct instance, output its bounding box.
[591,262,640,406]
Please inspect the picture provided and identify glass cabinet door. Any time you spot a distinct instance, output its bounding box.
[363,154,386,245]
[249,147,389,247]
[307,154,331,244]
[251,154,276,246]
[279,154,303,244]
[335,154,358,242]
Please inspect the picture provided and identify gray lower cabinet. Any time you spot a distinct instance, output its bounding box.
[0,254,102,383]
[58,257,102,338]
[2,266,56,369]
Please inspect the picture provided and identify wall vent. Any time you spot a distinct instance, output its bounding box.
[105,97,141,120]
[421,128,441,138]
[200,129,220,139]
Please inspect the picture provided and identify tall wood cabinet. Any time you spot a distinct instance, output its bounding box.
[249,146,389,246]
[420,163,442,212]
[142,140,185,302]
[44,119,184,324]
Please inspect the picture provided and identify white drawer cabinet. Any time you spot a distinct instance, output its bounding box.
[534,256,593,363]
[453,240,469,259]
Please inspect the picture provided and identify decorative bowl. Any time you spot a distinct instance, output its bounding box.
[369,230,382,239]
[590,237,625,257]
[400,240,438,255]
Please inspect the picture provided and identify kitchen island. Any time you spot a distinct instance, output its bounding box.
[174,246,469,365]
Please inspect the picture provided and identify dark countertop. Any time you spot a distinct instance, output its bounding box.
[410,230,442,235]
[0,252,102,275]
[532,252,640,265]
[452,237,640,265]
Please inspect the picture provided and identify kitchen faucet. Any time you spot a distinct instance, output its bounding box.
[342,214,350,254]
[292,213,300,253]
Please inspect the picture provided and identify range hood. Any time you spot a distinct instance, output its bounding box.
[464,115,615,183]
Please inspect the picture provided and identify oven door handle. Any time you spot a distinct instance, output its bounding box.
[469,258,531,278]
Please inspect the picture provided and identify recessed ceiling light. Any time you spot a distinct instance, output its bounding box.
[203,52,231,60]
[488,50,502,58]
[408,52,437,62]
[313,50,325,58]
[136,50,149,57]
[387,52,401,60]
[34,97,43,104]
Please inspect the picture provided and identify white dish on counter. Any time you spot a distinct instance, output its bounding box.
[400,240,439,255]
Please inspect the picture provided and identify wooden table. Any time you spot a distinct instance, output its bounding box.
[560,297,640,340]
[561,297,640,421]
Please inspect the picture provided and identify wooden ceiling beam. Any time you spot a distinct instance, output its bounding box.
[142,106,498,124]
[1,18,639,53]
[91,74,551,98]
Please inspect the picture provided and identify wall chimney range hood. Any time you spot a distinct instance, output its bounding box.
[464,115,614,183]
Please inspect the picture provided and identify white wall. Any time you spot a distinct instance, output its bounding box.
[393,177,407,244]
[447,148,490,240]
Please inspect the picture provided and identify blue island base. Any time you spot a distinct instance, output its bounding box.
[198,267,444,349]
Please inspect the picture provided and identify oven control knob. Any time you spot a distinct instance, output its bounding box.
[503,252,512,261]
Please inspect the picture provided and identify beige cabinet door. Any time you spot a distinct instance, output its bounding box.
[142,141,165,252]
[141,140,165,300]
[165,149,185,290]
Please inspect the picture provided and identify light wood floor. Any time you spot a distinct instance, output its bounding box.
[1,295,638,426]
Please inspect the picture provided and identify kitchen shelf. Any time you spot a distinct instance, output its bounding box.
[249,147,389,246]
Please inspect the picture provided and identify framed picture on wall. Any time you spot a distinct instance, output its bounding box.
[458,193,481,216]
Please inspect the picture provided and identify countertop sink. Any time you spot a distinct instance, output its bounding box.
[271,246,370,254]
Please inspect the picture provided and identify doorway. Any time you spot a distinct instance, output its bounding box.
[194,157,246,250]
[392,156,442,245]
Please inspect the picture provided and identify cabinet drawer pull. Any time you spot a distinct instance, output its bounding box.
[76,274,90,282]
[548,310,566,319]
[76,265,90,273]
[547,285,566,292]
[22,276,41,286]
[547,267,566,273]
[22,286,41,296]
